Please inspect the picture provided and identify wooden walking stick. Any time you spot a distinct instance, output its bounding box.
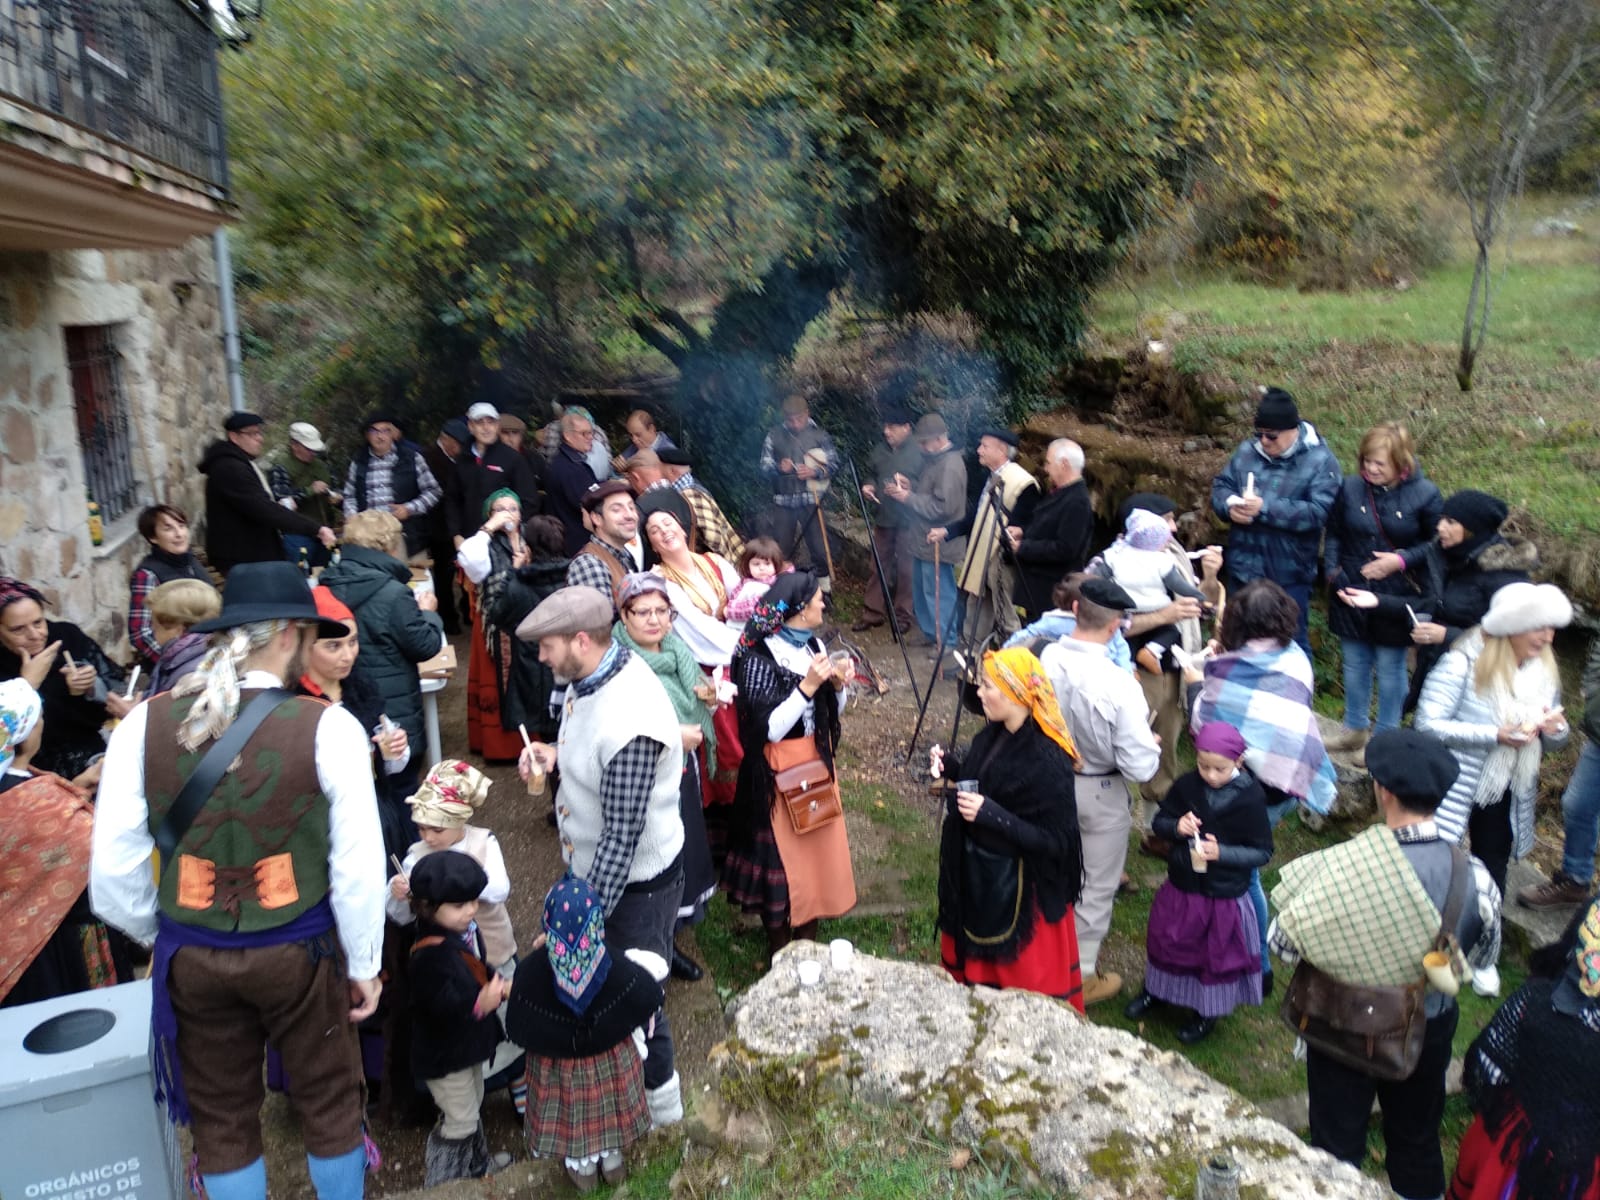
[804,448,837,583]
[932,537,943,649]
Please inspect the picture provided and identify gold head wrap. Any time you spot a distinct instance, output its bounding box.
[406,759,492,828]
[982,647,1078,762]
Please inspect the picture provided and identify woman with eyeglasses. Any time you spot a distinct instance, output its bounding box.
[613,572,719,981]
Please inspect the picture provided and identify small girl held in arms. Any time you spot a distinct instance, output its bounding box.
[1101,507,1208,675]
[508,876,666,1193]
[1125,721,1272,1044]
[406,851,516,1185]
[725,536,787,623]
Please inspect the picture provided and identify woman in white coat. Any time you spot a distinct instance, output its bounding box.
[1416,581,1571,995]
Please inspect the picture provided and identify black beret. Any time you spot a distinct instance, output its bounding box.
[880,407,914,427]
[224,411,264,432]
[1118,492,1177,526]
[656,448,693,467]
[978,427,1019,448]
[441,417,470,444]
[407,849,488,905]
[363,410,401,431]
[1078,576,1135,612]
[1365,729,1459,807]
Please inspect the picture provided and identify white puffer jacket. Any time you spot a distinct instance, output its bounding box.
[1415,633,1565,859]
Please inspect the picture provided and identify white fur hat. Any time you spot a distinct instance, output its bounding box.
[1481,582,1572,637]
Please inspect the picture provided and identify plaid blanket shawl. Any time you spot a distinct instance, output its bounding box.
[1195,645,1336,813]
[1272,825,1440,987]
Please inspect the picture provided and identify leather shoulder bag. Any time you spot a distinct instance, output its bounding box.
[1280,844,1468,1081]
[764,736,842,835]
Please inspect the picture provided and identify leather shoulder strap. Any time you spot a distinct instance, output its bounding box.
[155,688,296,877]
[1437,843,1471,946]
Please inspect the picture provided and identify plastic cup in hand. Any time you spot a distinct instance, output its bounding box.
[526,758,548,799]
[796,959,822,988]
[1412,611,1432,626]
[829,650,854,682]
[1189,837,1208,874]
[955,779,980,796]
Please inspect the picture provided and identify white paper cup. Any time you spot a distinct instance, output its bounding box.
[829,938,854,970]
[796,959,822,988]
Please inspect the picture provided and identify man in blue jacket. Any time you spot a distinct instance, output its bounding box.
[1210,387,1340,655]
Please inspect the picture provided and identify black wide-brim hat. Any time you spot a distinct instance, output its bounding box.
[192,560,351,637]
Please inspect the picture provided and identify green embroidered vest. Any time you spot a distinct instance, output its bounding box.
[143,689,333,933]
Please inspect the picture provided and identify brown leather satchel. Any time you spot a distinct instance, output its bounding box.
[1280,845,1468,1081]
[764,736,842,835]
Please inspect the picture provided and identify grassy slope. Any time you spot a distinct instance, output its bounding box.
[1092,197,1600,554]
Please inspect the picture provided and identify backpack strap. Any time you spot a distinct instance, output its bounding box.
[155,688,295,878]
[1435,844,1471,950]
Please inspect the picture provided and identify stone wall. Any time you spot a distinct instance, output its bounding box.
[0,238,229,651]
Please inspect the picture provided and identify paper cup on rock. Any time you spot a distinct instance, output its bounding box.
[1423,950,1459,996]
[829,938,854,970]
[796,959,822,988]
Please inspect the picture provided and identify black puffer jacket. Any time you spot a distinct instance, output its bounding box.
[317,544,443,752]
[481,550,568,740]
[1324,468,1442,645]
[1384,532,1537,711]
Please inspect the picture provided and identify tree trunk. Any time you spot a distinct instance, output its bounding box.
[1455,241,1491,392]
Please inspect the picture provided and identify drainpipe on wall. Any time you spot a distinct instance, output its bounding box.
[214,226,245,412]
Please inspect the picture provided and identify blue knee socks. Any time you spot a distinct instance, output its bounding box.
[201,1159,266,1200]
[306,1145,367,1200]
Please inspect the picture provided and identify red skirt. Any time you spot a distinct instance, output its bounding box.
[704,693,743,807]
[464,582,521,762]
[1449,1109,1600,1200]
[941,905,1084,1012]
[523,1040,650,1163]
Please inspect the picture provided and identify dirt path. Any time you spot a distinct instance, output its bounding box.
[256,613,953,1196]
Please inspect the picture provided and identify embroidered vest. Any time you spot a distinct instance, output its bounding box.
[144,689,333,933]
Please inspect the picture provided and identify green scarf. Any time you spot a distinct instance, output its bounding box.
[613,623,716,760]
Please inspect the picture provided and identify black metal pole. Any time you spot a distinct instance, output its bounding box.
[983,480,1036,617]
[845,452,921,696]
[908,476,991,759]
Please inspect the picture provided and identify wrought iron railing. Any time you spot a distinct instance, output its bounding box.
[0,0,228,195]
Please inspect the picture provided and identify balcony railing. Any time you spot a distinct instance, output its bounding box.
[0,0,228,195]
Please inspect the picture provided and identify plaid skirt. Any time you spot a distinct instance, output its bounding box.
[523,1041,650,1162]
[721,824,790,931]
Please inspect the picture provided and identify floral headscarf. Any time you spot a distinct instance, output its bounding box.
[1553,895,1600,1019]
[481,487,521,521]
[0,577,45,616]
[0,678,43,776]
[735,570,819,657]
[1122,507,1172,552]
[982,647,1077,761]
[617,571,671,610]
[406,759,492,829]
[544,874,610,1015]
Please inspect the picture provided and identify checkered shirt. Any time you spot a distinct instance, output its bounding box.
[683,487,746,561]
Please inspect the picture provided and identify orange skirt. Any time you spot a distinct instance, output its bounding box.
[769,798,857,926]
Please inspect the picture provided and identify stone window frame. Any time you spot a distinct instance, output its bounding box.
[64,322,140,524]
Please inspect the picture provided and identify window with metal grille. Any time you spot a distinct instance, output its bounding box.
[65,324,140,524]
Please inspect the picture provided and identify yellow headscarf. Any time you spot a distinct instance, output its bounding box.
[982,647,1077,762]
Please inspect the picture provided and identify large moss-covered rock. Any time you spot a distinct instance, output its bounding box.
[727,943,1385,1200]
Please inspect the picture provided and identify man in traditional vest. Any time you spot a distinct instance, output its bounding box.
[343,412,443,557]
[565,480,641,612]
[516,585,686,1128]
[758,393,839,597]
[1269,728,1500,1200]
[939,428,1038,646]
[90,560,386,1200]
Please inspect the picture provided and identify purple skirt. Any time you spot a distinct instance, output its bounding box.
[1144,882,1262,1018]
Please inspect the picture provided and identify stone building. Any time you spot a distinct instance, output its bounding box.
[0,0,235,648]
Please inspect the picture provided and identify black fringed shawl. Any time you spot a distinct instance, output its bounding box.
[1461,977,1600,1200]
[726,635,841,845]
[936,719,1084,966]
